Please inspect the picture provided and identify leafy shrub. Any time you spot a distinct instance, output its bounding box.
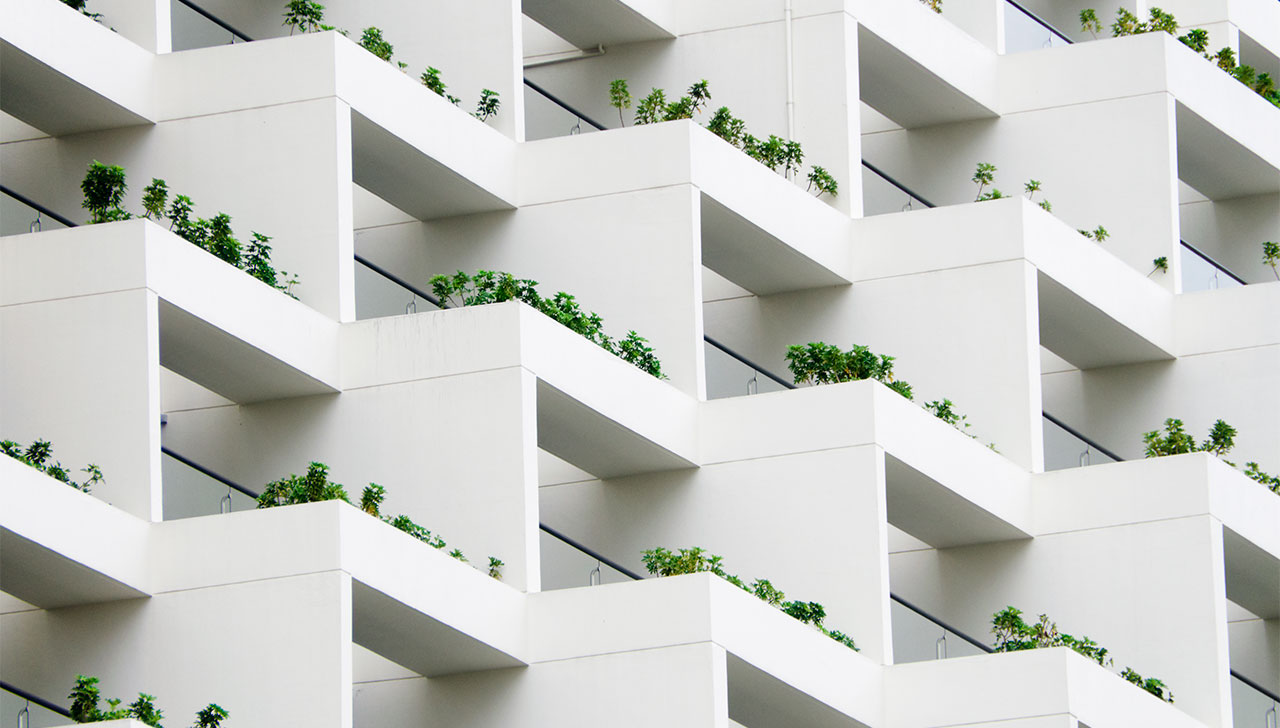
[971,163,1056,213]
[419,66,499,119]
[282,0,324,34]
[1,439,103,493]
[1142,418,1235,457]
[79,163,298,297]
[1082,7,1280,108]
[785,342,913,399]
[614,79,837,197]
[358,27,394,62]
[1263,241,1279,280]
[256,462,503,578]
[68,675,227,727]
[642,547,858,651]
[1150,256,1169,275]
[474,89,501,122]
[919,0,942,13]
[429,270,665,379]
[1142,419,1279,495]
[60,0,102,21]
[991,607,1172,702]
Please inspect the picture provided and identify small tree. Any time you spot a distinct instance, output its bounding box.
[282,0,325,34]
[609,79,632,127]
[1262,241,1279,280]
[358,27,394,62]
[972,162,997,201]
[1080,9,1102,39]
[473,89,501,121]
[81,161,131,224]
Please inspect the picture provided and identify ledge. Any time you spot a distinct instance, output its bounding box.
[0,220,341,402]
[522,0,676,48]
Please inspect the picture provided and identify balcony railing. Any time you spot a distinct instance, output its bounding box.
[171,0,252,51]
[1182,240,1247,292]
[1,680,71,728]
[1043,411,1122,471]
[1232,670,1280,728]
[0,184,73,236]
[891,593,993,662]
[1003,0,1072,54]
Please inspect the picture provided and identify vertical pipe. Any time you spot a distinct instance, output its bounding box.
[784,0,796,139]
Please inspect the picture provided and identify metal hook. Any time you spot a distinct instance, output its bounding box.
[570,118,582,136]
[1267,703,1276,728]
[747,372,758,395]
[589,561,602,586]
[935,633,947,660]
[29,211,42,234]
[1210,270,1220,290]
[219,489,232,514]
[406,295,417,315]
[901,198,913,212]
[1079,445,1091,467]
[17,701,30,728]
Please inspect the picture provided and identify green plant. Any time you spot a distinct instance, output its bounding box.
[1150,256,1169,276]
[1121,668,1173,703]
[1142,418,1236,457]
[68,675,227,727]
[919,0,942,14]
[193,705,229,728]
[421,67,461,105]
[616,79,836,197]
[609,79,632,126]
[60,0,102,21]
[971,162,998,201]
[1079,9,1102,39]
[1,439,103,493]
[1078,225,1109,243]
[81,161,131,224]
[991,607,1171,702]
[1263,241,1279,280]
[141,179,169,220]
[806,166,839,198]
[1086,7,1280,108]
[256,462,503,575]
[358,27,394,62]
[642,547,858,651]
[925,398,969,432]
[282,0,324,34]
[1243,462,1280,494]
[429,270,666,379]
[80,164,295,296]
[785,342,914,399]
[473,89,501,122]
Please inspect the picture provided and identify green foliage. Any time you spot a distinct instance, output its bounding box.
[1121,668,1174,703]
[257,463,502,578]
[925,398,970,432]
[609,79,632,126]
[919,0,942,14]
[1150,256,1169,275]
[785,342,913,399]
[358,27,394,62]
[807,166,839,198]
[1079,225,1110,243]
[1263,241,1279,280]
[1244,462,1280,494]
[420,67,461,106]
[1087,7,1279,107]
[282,0,325,34]
[79,164,294,295]
[1079,9,1102,38]
[142,178,169,220]
[1177,28,1209,53]
[81,161,130,224]
[616,79,836,197]
[634,88,667,125]
[474,89,501,122]
[193,704,229,728]
[68,675,227,727]
[60,0,102,21]
[1142,418,1236,457]
[429,270,665,379]
[642,547,858,651]
[971,162,996,201]
[1,439,103,493]
[991,607,1111,665]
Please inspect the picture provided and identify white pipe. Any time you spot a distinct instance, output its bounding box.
[784,0,796,140]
